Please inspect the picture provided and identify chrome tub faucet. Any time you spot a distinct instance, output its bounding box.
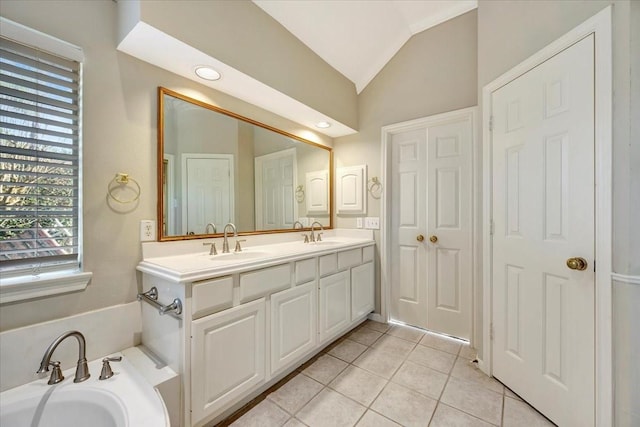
[36,330,90,385]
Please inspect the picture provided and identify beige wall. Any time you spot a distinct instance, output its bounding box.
[137,0,358,131]
[333,10,478,316]
[0,0,333,331]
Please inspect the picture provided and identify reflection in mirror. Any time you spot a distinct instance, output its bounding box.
[158,87,333,241]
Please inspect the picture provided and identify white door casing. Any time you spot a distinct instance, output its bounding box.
[491,35,595,427]
[482,7,612,426]
[387,109,474,339]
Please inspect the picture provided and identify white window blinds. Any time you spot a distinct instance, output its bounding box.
[0,36,81,276]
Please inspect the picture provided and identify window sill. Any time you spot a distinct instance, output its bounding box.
[0,270,93,304]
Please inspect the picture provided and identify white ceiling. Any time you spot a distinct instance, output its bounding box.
[253,0,477,93]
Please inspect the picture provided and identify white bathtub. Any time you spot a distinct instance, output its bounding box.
[0,352,169,427]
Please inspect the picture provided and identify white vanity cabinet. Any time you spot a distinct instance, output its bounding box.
[190,298,265,423]
[138,238,375,427]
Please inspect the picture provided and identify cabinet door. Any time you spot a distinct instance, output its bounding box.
[191,298,265,424]
[351,262,374,321]
[271,282,317,375]
[319,270,350,343]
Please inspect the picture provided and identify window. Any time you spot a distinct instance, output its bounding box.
[0,18,89,302]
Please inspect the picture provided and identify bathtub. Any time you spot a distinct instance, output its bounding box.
[0,352,169,427]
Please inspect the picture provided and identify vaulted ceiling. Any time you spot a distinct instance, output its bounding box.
[253,0,477,93]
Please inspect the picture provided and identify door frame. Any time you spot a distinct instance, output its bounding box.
[380,106,479,347]
[481,7,612,425]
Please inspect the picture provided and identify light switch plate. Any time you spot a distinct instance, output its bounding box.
[364,217,379,229]
[140,220,156,241]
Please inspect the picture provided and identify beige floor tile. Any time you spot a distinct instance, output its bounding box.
[504,387,523,401]
[352,348,405,379]
[419,332,462,355]
[430,403,495,426]
[458,344,477,360]
[283,418,308,427]
[302,354,348,385]
[503,397,555,427]
[371,334,416,357]
[391,360,448,400]
[407,344,457,374]
[440,376,503,426]
[349,327,383,346]
[230,399,290,427]
[371,382,437,426]
[268,374,324,414]
[328,338,368,363]
[361,320,391,333]
[386,325,425,343]
[297,388,366,427]
[450,358,504,394]
[355,410,401,427]
[329,365,388,406]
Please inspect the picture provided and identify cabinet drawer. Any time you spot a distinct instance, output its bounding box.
[319,253,337,277]
[240,264,291,303]
[338,248,362,270]
[363,245,374,263]
[192,276,233,319]
[295,258,316,284]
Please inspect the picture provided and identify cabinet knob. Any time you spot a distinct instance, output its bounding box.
[416,235,424,242]
[429,235,438,243]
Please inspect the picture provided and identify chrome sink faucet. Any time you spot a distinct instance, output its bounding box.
[310,221,324,242]
[222,222,237,253]
[36,330,90,385]
[205,222,217,234]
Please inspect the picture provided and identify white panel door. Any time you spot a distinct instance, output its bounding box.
[390,113,473,338]
[183,154,233,235]
[390,129,429,329]
[426,119,473,339]
[191,298,265,424]
[255,149,296,230]
[271,282,317,375]
[319,270,350,343]
[491,35,595,426]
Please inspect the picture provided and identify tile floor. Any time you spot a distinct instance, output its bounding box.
[221,320,556,427]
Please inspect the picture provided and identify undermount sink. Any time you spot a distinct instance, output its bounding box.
[209,250,272,262]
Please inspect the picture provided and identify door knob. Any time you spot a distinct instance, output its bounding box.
[566,257,588,271]
[416,235,424,242]
[429,235,438,243]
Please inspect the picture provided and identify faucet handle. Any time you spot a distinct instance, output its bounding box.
[316,232,323,242]
[235,239,246,252]
[301,234,309,243]
[47,361,64,385]
[203,242,217,255]
[99,356,122,380]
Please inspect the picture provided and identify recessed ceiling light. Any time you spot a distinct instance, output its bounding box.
[316,121,331,129]
[194,66,221,81]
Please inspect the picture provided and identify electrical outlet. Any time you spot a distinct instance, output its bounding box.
[364,217,380,230]
[356,218,363,229]
[140,220,156,241]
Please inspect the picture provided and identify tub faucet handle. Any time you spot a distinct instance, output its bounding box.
[99,356,122,380]
[46,361,64,385]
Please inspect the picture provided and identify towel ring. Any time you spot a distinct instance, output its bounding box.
[295,185,305,202]
[107,173,141,204]
[367,177,382,199]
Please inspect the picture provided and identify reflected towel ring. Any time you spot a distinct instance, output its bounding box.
[367,177,382,199]
[295,185,305,202]
[107,173,141,204]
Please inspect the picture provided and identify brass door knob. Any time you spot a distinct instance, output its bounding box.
[566,257,588,271]
[416,235,424,242]
[429,235,438,243]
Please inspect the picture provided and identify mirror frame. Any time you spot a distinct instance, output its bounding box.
[157,87,334,241]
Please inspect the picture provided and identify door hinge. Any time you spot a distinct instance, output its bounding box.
[490,323,495,341]
[593,260,596,272]
[489,116,494,132]
[490,220,495,236]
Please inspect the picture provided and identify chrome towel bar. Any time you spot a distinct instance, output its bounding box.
[137,287,182,319]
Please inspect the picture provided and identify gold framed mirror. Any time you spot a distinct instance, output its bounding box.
[157,87,333,241]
